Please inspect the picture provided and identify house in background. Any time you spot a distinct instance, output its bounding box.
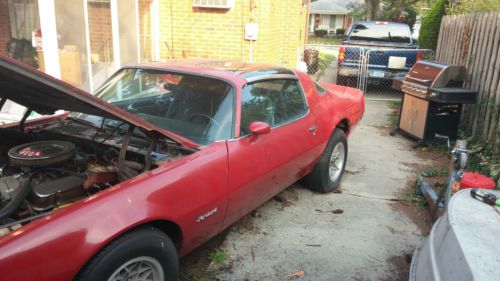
[0,0,309,93]
[308,0,354,34]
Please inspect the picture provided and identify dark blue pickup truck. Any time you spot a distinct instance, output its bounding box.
[337,21,422,86]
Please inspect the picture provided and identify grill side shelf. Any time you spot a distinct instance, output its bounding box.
[429,88,478,104]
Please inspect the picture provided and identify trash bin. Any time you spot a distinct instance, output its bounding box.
[304,49,319,75]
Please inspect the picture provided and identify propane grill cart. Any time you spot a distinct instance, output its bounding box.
[390,61,477,147]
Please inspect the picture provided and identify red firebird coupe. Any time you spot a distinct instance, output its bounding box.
[0,55,364,281]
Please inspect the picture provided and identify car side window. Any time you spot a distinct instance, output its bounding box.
[240,79,308,135]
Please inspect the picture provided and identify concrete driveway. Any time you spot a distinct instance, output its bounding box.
[180,100,430,281]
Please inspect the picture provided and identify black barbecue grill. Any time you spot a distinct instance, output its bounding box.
[391,61,477,146]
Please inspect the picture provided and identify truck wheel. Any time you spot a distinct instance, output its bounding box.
[305,129,348,193]
[76,227,178,281]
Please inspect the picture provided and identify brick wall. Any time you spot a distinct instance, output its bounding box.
[138,0,152,61]
[158,0,308,68]
[0,1,12,54]
[88,2,113,62]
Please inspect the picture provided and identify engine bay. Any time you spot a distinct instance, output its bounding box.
[0,116,189,237]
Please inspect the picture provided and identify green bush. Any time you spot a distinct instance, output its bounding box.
[336,28,345,36]
[314,29,328,37]
[419,0,447,50]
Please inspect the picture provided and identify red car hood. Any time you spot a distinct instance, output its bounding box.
[0,55,199,149]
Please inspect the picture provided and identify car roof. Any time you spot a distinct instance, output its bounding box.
[135,60,297,84]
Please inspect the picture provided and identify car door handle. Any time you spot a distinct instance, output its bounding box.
[308,125,318,132]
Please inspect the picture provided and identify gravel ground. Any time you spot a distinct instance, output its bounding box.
[180,100,435,281]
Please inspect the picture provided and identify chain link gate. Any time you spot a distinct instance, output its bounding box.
[300,45,434,100]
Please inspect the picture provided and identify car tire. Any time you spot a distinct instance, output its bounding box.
[305,129,348,193]
[75,227,178,281]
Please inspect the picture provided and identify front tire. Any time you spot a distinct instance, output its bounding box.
[305,129,348,193]
[76,227,179,281]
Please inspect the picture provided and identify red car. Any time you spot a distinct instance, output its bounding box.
[0,55,364,281]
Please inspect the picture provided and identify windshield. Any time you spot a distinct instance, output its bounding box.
[349,23,411,44]
[95,68,234,145]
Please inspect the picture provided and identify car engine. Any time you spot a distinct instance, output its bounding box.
[0,118,187,237]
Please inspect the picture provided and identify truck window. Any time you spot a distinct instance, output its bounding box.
[349,23,411,44]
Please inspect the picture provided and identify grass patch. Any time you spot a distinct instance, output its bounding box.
[424,142,450,156]
[315,52,336,80]
[422,167,448,177]
[387,100,401,110]
[307,35,341,45]
[208,249,227,264]
[388,111,399,127]
[387,100,401,127]
[424,131,499,179]
[404,183,427,207]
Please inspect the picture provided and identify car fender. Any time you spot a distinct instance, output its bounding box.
[0,142,229,281]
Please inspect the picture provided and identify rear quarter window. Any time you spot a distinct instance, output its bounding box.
[240,79,308,135]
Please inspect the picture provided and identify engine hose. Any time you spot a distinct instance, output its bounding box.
[0,179,31,221]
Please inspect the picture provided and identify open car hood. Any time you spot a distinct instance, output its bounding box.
[0,55,199,148]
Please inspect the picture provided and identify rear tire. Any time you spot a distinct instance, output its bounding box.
[76,227,178,281]
[305,129,348,193]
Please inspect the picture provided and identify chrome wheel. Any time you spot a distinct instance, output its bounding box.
[107,256,164,281]
[328,142,346,182]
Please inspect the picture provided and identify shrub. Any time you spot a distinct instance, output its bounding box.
[419,0,447,50]
[336,28,345,36]
[314,29,328,37]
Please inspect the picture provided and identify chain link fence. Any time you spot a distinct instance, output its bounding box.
[299,45,434,100]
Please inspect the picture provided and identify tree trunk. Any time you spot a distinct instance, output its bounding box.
[364,0,380,20]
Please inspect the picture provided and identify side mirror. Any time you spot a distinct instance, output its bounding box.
[248,121,270,138]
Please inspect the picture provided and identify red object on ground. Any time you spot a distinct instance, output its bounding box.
[460,172,496,190]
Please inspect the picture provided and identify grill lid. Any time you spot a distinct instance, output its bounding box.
[404,60,467,88]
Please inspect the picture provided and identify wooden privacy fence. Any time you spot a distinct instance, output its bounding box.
[436,13,500,146]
